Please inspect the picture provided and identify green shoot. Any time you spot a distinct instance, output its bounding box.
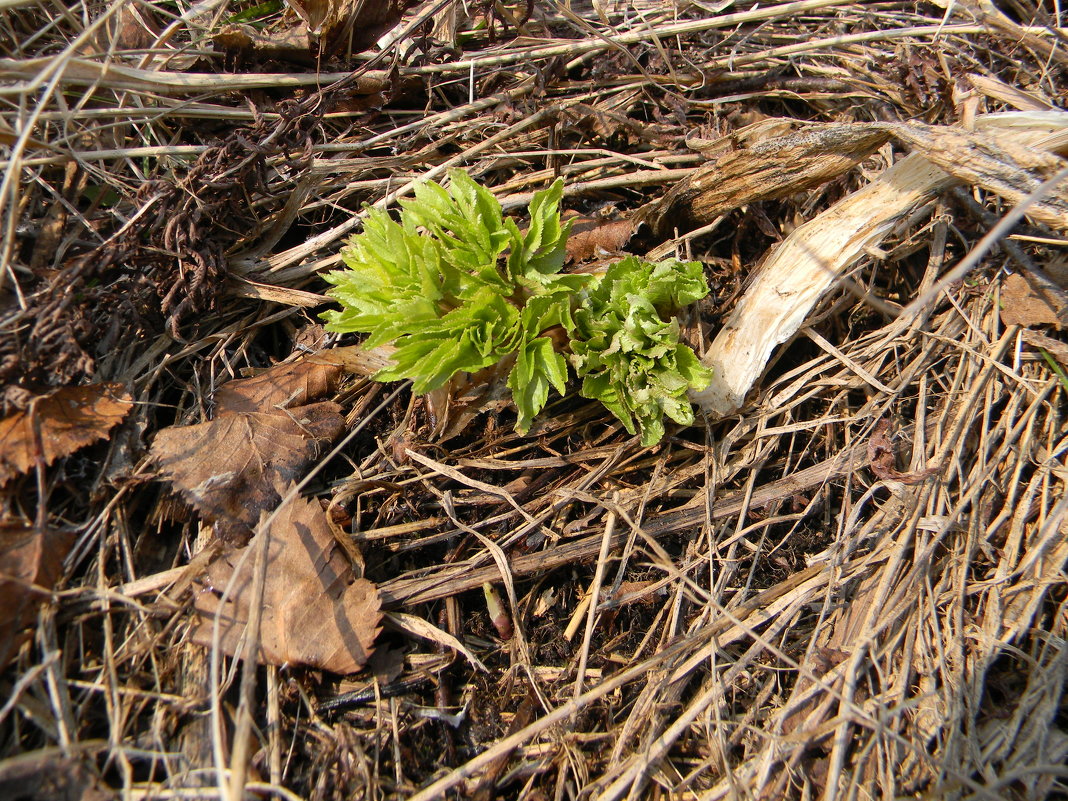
[321,169,712,445]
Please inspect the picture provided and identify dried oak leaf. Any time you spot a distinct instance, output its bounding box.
[0,523,76,671]
[0,383,133,485]
[151,401,344,531]
[193,494,381,673]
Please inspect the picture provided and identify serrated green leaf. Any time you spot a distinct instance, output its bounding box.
[511,373,548,433]
[322,169,711,443]
[508,334,571,432]
[570,253,711,445]
[673,344,714,387]
[535,338,569,396]
[580,371,634,433]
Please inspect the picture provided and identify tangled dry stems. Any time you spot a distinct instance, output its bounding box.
[1,0,1066,799]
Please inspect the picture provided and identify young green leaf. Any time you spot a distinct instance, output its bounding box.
[505,179,574,286]
[508,335,569,432]
[322,170,713,445]
[571,256,713,446]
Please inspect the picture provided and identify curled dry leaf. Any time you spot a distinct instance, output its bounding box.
[213,24,314,64]
[97,4,159,52]
[193,494,381,673]
[212,344,392,415]
[150,348,379,537]
[307,343,397,378]
[564,103,643,145]
[565,218,638,263]
[0,523,76,671]
[867,420,939,485]
[0,383,133,485]
[151,402,344,533]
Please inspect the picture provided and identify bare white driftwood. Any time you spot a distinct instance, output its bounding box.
[690,111,1068,417]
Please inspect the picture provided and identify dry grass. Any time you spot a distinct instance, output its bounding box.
[2,0,1067,799]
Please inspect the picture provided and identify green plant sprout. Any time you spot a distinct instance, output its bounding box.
[320,169,712,446]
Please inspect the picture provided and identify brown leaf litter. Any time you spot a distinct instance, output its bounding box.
[866,419,940,485]
[151,403,344,537]
[0,384,132,485]
[0,523,75,671]
[565,217,638,264]
[7,2,1068,800]
[192,493,381,673]
[999,261,1068,329]
[150,350,363,540]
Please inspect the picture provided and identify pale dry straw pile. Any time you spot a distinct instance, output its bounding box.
[1,0,1066,799]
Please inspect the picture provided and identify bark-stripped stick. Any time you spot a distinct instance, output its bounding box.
[691,111,1068,417]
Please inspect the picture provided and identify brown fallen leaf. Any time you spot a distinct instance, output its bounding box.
[565,217,637,263]
[214,357,347,415]
[311,342,397,377]
[151,346,392,537]
[215,345,395,415]
[1000,271,1068,329]
[286,0,417,56]
[0,384,133,485]
[193,494,381,673]
[867,420,938,485]
[151,402,344,532]
[0,523,76,671]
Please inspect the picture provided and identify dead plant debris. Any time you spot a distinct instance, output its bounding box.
[0,383,133,485]
[193,493,381,673]
[150,354,352,540]
[0,523,76,672]
[2,0,1068,799]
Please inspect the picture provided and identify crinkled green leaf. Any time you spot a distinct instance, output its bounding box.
[571,256,712,446]
[508,335,571,433]
[506,180,574,285]
[508,351,548,433]
[536,338,569,396]
[322,170,712,443]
